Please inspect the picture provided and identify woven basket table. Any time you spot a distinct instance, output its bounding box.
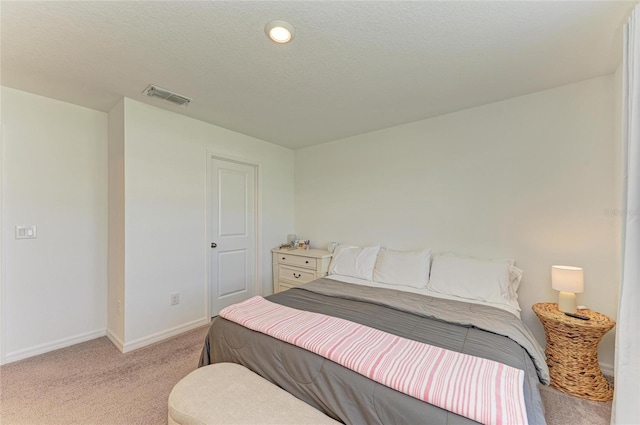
[532,303,615,401]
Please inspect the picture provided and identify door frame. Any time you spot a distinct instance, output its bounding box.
[205,151,262,319]
[0,122,5,364]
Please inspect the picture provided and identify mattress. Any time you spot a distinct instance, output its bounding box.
[199,279,548,424]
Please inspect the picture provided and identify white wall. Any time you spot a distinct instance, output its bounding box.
[0,89,294,360]
[1,87,108,363]
[117,98,293,349]
[294,75,620,370]
[107,99,125,348]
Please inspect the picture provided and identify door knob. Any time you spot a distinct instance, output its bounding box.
[211,242,217,248]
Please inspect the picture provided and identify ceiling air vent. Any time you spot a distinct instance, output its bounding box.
[143,84,191,107]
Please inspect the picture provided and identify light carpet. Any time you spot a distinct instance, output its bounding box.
[0,324,612,425]
[0,325,210,425]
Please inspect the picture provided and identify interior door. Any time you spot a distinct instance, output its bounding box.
[210,158,256,316]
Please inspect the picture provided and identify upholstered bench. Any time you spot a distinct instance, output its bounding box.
[168,362,340,425]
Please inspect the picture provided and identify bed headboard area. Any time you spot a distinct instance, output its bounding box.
[293,73,621,372]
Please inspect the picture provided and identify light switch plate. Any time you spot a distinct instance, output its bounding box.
[15,225,37,239]
[15,226,27,239]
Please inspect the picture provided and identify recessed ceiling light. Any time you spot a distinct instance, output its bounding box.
[265,20,294,44]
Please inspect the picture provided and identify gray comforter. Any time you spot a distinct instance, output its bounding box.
[200,279,548,425]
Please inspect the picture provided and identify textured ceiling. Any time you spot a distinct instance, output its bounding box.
[1,1,636,149]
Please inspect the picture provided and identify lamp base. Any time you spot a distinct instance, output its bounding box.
[558,291,577,314]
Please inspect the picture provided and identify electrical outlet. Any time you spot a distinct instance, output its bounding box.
[170,293,179,306]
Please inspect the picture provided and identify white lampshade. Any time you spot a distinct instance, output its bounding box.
[551,265,584,293]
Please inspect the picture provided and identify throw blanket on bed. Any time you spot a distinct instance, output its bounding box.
[303,279,550,384]
[220,296,528,425]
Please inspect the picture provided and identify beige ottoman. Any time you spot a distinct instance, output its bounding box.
[168,363,340,425]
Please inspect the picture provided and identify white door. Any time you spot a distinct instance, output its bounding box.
[210,158,257,316]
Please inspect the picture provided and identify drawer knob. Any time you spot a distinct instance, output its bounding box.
[282,257,286,260]
[305,260,309,264]
[293,273,302,278]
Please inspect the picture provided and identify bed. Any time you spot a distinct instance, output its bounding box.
[199,275,549,424]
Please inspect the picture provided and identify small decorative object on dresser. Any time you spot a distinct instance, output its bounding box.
[532,302,615,401]
[272,248,332,293]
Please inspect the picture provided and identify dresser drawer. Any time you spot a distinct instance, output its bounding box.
[278,281,298,292]
[272,248,333,294]
[278,265,316,285]
[277,254,317,269]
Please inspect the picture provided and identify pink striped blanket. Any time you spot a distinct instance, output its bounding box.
[220,296,528,425]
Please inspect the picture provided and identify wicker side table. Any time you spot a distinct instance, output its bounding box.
[532,303,615,401]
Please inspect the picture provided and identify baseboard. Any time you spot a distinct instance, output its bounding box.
[600,362,614,377]
[122,317,210,353]
[106,328,125,352]
[3,328,107,364]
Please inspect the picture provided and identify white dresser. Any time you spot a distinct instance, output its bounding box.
[271,248,333,294]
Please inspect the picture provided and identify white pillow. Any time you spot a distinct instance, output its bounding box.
[427,254,516,307]
[507,265,524,310]
[373,248,431,288]
[329,244,380,281]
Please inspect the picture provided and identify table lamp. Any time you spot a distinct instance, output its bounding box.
[551,265,584,314]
